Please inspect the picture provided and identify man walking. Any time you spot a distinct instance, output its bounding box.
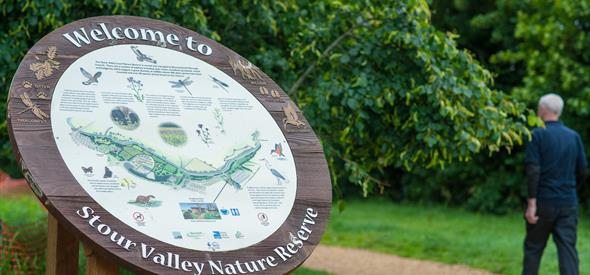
[523,93,587,275]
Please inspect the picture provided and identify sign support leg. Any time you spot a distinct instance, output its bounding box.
[83,242,118,275]
[46,214,79,275]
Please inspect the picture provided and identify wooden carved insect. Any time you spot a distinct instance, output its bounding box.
[169,77,193,95]
[282,103,306,129]
[209,75,229,92]
[131,46,156,64]
[80,67,102,85]
[18,92,49,121]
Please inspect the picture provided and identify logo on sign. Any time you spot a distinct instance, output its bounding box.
[258,212,269,226]
[133,211,145,226]
[230,208,240,216]
[207,241,220,251]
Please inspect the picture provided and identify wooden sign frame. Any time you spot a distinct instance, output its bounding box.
[7,16,331,275]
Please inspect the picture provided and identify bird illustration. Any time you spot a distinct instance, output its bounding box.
[209,75,229,92]
[271,143,285,158]
[131,46,156,64]
[80,67,102,85]
[261,159,289,184]
[169,77,193,95]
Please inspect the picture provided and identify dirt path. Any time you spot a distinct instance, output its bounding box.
[302,245,496,275]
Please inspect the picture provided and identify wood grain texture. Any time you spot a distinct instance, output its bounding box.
[46,214,79,275]
[7,16,332,275]
[84,242,119,275]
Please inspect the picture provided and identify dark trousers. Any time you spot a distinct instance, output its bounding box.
[523,206,579,275]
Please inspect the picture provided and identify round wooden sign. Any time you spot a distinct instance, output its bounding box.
[7,16,331,274]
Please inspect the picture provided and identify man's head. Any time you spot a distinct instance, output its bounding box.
[538,93,564,121]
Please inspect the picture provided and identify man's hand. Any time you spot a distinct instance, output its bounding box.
[525,198,539,224]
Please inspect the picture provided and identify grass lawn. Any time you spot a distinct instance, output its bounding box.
[3,194,589,274]
[0,195,327,275]
[322,199,590,274]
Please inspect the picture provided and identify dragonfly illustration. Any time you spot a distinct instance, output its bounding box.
[18,92,49,121]
[80,67,102,85]
[210,75,229,92]
[131,46,156,64]
[169,77,193,95]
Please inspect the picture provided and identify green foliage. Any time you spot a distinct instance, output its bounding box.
[424,0,590,213]
[0,0,532,199]
[286,0,532,195]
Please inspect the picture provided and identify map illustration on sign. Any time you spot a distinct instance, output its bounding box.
[68,120,261,191]
[51,44,297,252]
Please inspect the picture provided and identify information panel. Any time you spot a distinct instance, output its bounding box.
[51,44,297,251]
[7,16,331,275]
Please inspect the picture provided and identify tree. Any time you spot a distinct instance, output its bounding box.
[416,0,590,213]
[1,0,532,199]
[283,0,533,195]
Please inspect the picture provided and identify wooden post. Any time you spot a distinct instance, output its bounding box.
[83,242,118,275]
[46,214,79,275]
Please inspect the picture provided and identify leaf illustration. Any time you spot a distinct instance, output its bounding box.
[47,46,57,59]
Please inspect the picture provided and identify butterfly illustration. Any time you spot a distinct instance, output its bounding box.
[210,75,229,92]
[169,77,193,95]
[18,92,49,121]
[131,46,156,64]
[81,166,93,174]
[80,67,102,85]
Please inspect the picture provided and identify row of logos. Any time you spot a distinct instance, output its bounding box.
[131,208,269,227]
[171,230,244,241]
[220,208,240,216]
[169,230,244,251]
